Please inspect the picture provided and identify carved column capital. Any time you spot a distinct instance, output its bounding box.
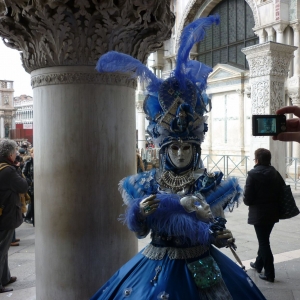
[288,90,300,105]
[273,23,288,34]
[242,42,296,114]
[0,0,175,73]
[254,28,266,43]
[136,100,144,113]
[290,22,300,32]
[242,42,297,78]
[265,27,275,41]
[236,89,244,95]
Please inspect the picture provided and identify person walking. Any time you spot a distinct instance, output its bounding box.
[23,148,34,226]
[243,148,281,283]
[0,139,28,293]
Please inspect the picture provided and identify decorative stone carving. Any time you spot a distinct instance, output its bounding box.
[251,80,270,114]
[270,81,285,113]
[289,91,300,105]
[242,42,297,78]
[254,29,266,43]
[31,71,136,88]
[243,42,296,115]
[0,0,175,73]
[0,0,6,17]
[136,100,144,113]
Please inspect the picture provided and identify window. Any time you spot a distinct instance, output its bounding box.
[197,0,258,69]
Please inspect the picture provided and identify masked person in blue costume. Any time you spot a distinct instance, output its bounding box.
[91,15,266,300]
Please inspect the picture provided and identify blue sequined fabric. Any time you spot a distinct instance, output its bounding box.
[187,256,222,289]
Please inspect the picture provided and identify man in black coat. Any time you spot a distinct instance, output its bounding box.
[23,148,34,225]
[243,148,282,283]
[0,139,28,293]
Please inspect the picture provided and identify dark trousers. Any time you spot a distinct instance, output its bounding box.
[0,229,14,288]
[254,223,275,279]
[25,194,34,226]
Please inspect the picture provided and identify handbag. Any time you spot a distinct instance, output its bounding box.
[277,172,300,220]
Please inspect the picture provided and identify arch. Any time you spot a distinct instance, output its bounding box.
[175,0,260,53]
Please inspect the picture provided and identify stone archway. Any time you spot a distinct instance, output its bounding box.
[176,0,260,52]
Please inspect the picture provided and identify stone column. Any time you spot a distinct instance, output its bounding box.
[288,92,300,159]
[242,42,296,176]
[11,113,16,130]
[171,57,176,69]
[273,23,288,44]
[254,28,266,43]
[136,100,146,151]
[265,27,275,42]
[0,112,4,138]
[0,1,174,299]
[291,23,300,76]
[237,89,245,158]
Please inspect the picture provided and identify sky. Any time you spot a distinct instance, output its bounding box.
[0,39,32,96]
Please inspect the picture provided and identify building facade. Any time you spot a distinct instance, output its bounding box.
[136,0,300,175]
[12,94,33,143]
[0,79,16,139]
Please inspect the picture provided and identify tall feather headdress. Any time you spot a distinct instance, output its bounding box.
[95,15,219,147]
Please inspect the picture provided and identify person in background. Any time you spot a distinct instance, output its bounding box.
[20,143,28,156]
[23,148,34,226]
[0,139,28,293]
[11,155,28,247]
[243,148,281,283]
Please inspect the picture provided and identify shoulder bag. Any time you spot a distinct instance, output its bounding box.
[277,171,300,219]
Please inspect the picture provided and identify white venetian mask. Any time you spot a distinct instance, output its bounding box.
[167,142,193,169]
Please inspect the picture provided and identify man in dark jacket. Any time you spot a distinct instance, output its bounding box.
[23,147,34,225]
[243,148,282,283]
[0,139,28,293]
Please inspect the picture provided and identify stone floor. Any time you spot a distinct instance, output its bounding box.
[4,178,300,299]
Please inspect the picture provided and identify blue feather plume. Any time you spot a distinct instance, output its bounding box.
[96,51,163,95]
[185,60,213,90]
[175,15,220,87]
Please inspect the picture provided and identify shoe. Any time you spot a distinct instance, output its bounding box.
[14,238,20,242]
[4,276,17,285]
[259,274,274,282]
[250,262,262,273]
[10,242,19,246]
[0,287,13,293]
[25,219,33,224]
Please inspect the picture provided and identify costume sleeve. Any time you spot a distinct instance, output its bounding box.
[243,174,255,206]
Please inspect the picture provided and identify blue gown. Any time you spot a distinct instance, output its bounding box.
[91,246,265,300]
[91,170,266,300]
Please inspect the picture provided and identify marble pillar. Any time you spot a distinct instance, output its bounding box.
[291,23,300,76]
[265,27,275,42]
[254,28,266,44]
[237,89,245,158]
[0,1,175,299]
[273,23,288,44]
[136,100,146,151]
[0,112,4,138]
[288,93,300,159]
[11,114,16,130]
[242,42,296,176]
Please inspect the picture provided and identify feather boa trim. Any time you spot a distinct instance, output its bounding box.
[120,193,211,246]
